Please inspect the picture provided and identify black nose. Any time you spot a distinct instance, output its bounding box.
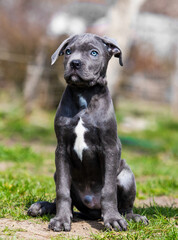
[70,59,81,69]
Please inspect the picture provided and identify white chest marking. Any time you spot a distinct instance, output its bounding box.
[74,117,88,161]
[117,169,133,191]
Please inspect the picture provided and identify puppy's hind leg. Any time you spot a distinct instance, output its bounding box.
[28,172,57,217]
[117,159,149,225]
[28,201,56,217]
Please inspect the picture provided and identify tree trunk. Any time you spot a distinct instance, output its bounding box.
[24,45,46,114]
[106,0,146,99]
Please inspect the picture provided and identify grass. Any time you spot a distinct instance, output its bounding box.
[0,144,43,163]
[0,98,177,239]
[0,170,55,220]
[0,102,55,144]
[2,226,27,236]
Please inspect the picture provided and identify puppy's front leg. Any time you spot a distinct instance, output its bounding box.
[49,145,72,232]
[101,147,128,231]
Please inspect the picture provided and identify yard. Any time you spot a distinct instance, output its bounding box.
[0,96,177,239]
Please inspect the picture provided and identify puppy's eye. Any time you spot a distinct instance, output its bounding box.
[90,50,98,57]
[65,49,72,55]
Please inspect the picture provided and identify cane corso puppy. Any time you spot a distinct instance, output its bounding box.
[28,33,148,231]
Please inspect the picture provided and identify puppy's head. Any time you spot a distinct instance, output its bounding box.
[51,33,123,87]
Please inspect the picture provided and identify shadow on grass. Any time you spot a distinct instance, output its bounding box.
[25,199,177,232]
[25,199,105,231]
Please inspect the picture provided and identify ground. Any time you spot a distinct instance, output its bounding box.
[0,98,177,239]
[0,217,103,240]
[0,197,177,240]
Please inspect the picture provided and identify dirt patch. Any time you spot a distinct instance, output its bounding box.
[0,217,104,240]
[135,196,178,207]
[0,161,14,171]
[0,137,55,154]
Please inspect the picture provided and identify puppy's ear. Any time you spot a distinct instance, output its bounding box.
[100,36,123,66]
[51,35,76,65]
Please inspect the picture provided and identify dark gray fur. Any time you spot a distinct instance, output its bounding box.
[28,33,148,231]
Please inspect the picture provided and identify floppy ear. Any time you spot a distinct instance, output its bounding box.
[99,36,123,66]
[51,35,76,65]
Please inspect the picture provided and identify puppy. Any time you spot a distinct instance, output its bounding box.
[28,33,148,231]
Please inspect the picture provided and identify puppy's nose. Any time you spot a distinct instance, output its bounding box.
[70,59,81,69]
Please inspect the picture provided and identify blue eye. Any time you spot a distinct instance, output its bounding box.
[91,50,98,57]
[66,49,71,55]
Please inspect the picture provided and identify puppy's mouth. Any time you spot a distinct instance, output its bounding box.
[64,70,93,87]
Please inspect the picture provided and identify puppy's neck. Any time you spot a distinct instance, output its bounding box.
[69,84,108,111]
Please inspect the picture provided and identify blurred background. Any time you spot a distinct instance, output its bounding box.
[0,0,178,228]
[0,0,178,113]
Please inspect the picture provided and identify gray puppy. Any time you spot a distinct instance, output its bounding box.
[28,33,148,231]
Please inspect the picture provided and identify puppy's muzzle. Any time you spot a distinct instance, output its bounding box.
[70,60,81,70]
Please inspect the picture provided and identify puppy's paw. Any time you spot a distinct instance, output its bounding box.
[48,217,71,232]
[126,213,149,225]
[28,201,55,217]
[104,213,128,231]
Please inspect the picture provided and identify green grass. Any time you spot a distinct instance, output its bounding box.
[2,226,27,236]
[0,99,177,239]
[0,170,55,220]
[0,144,42,163]
[0,104,55,144]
